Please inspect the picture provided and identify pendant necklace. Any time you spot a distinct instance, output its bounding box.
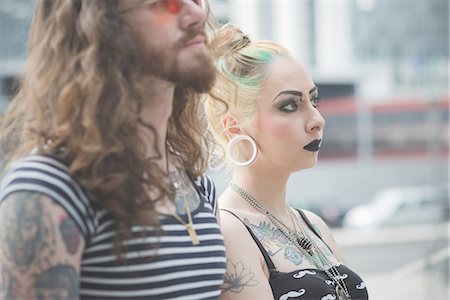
[166,146,200,245]
[229,181,351,300]
[170,195,200,245]
[288,209,350,300]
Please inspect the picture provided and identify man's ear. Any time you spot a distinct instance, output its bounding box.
[221,114,242,137]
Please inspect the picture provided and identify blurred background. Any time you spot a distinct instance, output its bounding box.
[0,0,448,299]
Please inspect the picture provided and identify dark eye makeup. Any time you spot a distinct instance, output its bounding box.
[273,87,320,112]
[278,98,299,112]
[310,94,320,108]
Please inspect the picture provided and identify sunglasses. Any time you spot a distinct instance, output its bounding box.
[120,0,205,14]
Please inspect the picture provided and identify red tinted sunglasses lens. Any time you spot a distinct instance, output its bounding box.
[164,0,182,13]
[164,0,204,13]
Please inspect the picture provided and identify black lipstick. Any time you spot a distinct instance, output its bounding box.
[303,139,321,152]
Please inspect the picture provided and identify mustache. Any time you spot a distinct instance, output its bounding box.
[177,27,207,47]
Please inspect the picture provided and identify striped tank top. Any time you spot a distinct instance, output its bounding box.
[0,155,226,299]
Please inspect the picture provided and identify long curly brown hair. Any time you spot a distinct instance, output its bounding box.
[0,0,214,252]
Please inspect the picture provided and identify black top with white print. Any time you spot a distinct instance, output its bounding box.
[222,209,368,300]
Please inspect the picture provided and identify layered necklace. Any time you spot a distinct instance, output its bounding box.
[229,182,351,300]
[166,147,200,245]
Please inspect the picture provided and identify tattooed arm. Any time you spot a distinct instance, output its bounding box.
[219,211,274,300]
[0,192,85,300]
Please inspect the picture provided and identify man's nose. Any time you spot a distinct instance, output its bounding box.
[179,0,206,31]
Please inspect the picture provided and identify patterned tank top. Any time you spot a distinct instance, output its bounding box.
[222,209,369,300]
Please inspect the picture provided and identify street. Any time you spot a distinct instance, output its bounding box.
[332,223,449,300]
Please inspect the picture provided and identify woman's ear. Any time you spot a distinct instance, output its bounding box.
[221,114,242,137]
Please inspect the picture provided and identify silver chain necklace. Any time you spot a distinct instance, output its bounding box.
[288,208,351,300]
[229,182,351,300]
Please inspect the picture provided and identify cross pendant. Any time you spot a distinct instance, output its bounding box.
[186,224,200,245]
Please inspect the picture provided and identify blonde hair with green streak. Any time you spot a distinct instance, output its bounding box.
[205,24,293,167]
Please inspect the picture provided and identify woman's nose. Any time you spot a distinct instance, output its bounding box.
[306,108,325,133]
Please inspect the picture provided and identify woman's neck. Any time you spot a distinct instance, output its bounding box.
[231,166,291,217]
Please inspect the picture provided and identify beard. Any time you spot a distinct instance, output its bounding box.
[138,29,216,93]
[166,49,216,93]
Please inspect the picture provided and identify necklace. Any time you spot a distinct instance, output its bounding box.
[170,195,200,245]
[288,209,351,300]
[166,146,199,246]
[229,182,351,300]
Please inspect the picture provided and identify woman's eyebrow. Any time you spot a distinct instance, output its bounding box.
[309,86,318,94]
[272,90,303,102]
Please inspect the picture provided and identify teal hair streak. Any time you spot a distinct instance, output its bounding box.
[240,47,275,63]
[221,48,276,89]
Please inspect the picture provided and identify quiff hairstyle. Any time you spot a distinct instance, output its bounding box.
[205,23,293,167]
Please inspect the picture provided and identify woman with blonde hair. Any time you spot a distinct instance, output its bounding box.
[206,24,368,300]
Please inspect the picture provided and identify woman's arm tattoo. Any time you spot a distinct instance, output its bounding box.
[221,260,259,293]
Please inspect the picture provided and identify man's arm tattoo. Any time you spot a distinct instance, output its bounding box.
[0,192,82,299]
[59,215,81,255]
[0,267,21,300]
[221,260,259,294]
[1,192,46,268]
[34,264,79,300]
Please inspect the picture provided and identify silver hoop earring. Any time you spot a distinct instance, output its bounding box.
[227,135,258,167]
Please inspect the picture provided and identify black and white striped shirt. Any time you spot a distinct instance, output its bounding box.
[0,155,226,300]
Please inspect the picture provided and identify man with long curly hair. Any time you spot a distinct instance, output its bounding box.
[0,0,226,299]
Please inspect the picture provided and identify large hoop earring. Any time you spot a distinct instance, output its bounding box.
[227,135,258,167]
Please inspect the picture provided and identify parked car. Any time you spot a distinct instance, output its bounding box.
[292,196,352,228]
[343,185,449,228]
